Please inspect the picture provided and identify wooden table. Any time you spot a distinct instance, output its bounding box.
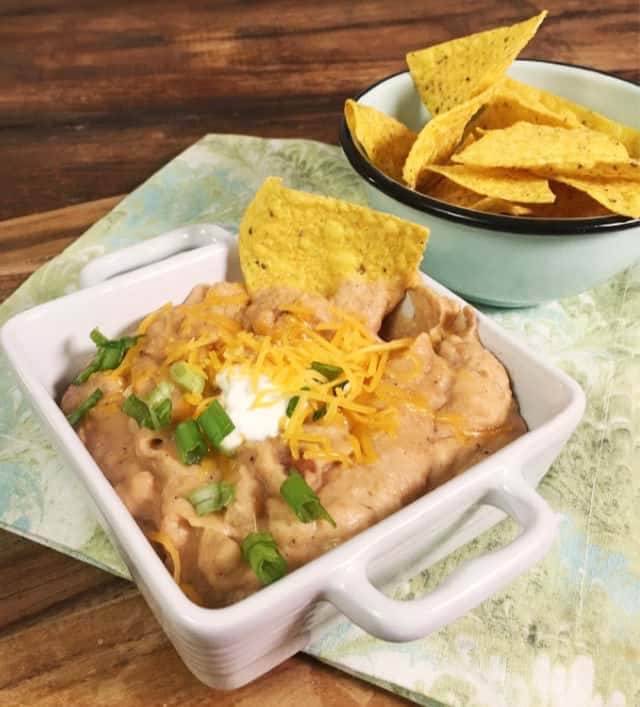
[0,2,637,704]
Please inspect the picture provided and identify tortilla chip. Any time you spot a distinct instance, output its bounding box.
[426,177,483,208]
[533,161,640,181]
[406,11,546,116]
[472,84,581,130]
[454,129,479,154]
[504,77,640,158]
[344,99,417,182]
[472,198,533,216]
[453,122,630,169]
[239,178,429,299]
[550,176,640,218]
[425,175,534,214]
[425,164,555,203]
[402,90,491,189]
[525,182,612,218]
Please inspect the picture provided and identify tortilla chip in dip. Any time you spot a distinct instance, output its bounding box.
[406,11,546,116]
[425,164,555,203]
[453,122,630,169]
[239,177,429,300]
[344,99,417,182]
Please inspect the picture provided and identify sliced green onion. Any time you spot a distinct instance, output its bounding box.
[90,327,139,350]
[89,328,108,347]
[241,532,287,585]
[122,383,173,430]
[281,469,336,527]
[170,361,206,395]
[73,329,141,385]
[198,399,235,448]
[310,361,343,381]
[286,396,299,417]
[73,360,100,385]
[312,406,327,421]
[175,420,208,465]
[149,397,172,429]
[147,382,173,429]
[147,381,173,408]
[186,482,235,516]
[67,388,103,427]
[122,394,153,429]
[98,346,124,370]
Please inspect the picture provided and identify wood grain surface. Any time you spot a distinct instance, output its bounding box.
[0,1,638,705]
[1,0,638,223]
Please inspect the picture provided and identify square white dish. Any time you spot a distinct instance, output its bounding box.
[0,224,585,689]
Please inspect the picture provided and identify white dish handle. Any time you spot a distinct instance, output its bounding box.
[79,223,235,288]
[324,469,556,642]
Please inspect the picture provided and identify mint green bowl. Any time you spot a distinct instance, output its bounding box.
[340,60,640,307]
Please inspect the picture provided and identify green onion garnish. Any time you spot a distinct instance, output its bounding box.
[312,406,327,421]
[175,420,208,465]
[281,469,336,527]
[149,397,172,429]
[170,361,206,395]
[310,361,343,381]
[198,399,235,448]
[90,327,139,350]
[66,388,103,427]
[146,382,173,429]
[122,387,172,431]
[73,328,141,385]
[121,395,172,430]
[241,532,287,585]
[286,396,299,417]
[122,394,153,429]
[186,482,235,515]
[89,328,109,347]
[147,381,173,408]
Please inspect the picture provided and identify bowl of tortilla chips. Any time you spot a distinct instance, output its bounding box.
[340,11,640,307]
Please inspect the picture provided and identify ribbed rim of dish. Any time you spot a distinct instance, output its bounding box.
[340,59,640,236]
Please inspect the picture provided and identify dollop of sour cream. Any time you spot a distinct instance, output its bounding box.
[215,367,287,453]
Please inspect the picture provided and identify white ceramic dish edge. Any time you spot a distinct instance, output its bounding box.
[0,223,585,688]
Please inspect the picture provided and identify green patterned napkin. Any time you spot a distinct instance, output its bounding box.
[0,135,638,707]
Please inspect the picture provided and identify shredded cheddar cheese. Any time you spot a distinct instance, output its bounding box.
[113,285,450,464]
